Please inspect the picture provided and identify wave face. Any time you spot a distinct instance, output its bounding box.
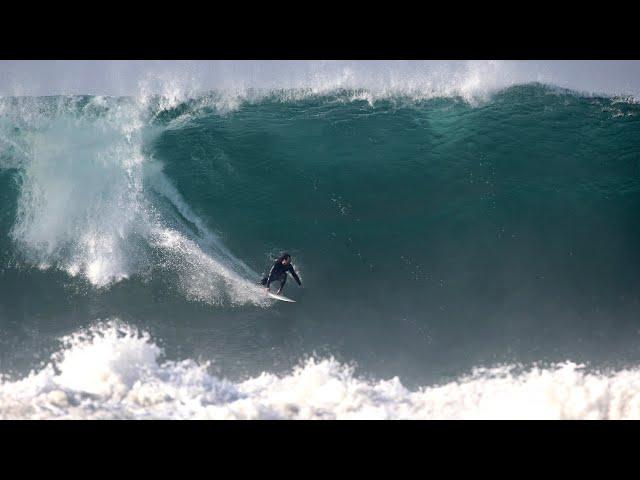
[1,83,640,417]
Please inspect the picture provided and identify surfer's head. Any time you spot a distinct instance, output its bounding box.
[279,253,291,265]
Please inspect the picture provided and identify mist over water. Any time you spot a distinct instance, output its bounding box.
[3,60,640,98]
[1,61,640,418]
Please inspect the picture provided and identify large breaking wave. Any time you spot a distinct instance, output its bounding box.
[1,74,640,418]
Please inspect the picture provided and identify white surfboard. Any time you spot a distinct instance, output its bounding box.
[267,292,296,303]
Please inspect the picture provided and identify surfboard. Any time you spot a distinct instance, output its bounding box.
[267,292,296,303]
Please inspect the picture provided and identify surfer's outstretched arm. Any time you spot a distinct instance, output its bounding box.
[288,265,302,286]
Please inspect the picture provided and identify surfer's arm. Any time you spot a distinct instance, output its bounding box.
[289,266,302,286]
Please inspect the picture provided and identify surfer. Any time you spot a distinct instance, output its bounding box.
[261,253,302,295]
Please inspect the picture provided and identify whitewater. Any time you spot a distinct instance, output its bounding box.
[1,320,639,419]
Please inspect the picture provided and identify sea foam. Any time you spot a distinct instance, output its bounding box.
[0,95,266,306]
[1,321,638,419]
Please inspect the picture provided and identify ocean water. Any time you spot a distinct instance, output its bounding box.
[1,81,640,419]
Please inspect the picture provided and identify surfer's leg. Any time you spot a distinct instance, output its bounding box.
[276,274,287,294]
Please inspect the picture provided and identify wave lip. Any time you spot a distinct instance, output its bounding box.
[4,61,640,100]
[1,321,639,420]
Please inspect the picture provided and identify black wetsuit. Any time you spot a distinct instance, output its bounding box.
[261,261,302,290]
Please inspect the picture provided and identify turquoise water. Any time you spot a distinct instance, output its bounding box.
[1,84,640,416]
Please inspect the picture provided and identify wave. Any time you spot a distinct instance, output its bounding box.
[1,83,640,390]
[1,85,639,304]
[0,320,638,419]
